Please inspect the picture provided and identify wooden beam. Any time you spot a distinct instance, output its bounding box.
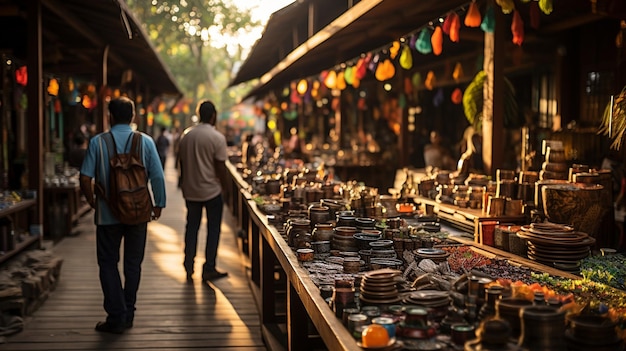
[40,0,125,67]
[258,0,385,86]
[26,0,44,229]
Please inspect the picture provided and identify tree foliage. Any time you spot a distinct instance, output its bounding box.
[126,0,261,124]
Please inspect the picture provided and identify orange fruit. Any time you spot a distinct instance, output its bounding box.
[361,324,390,348]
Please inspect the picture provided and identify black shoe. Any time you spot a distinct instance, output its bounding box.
[95,321,126,334]
[202,270,228,280]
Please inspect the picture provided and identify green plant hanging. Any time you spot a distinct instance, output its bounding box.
[598,86,626,150]
[462,70,520,130]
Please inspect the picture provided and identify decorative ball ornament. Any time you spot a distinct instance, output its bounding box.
[399,45,413,69]
[496,0,515,14]
[451,88,463,104]
[449,13,461,42]
[511,10,524,45]
[416,28,433,54]
[424,70,436,90]
[324,70,337,89]
[389,41,401,59]
[453,62,464,81]
[481,5,495,33]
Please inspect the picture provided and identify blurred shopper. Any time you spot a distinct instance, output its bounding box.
[177,100,231,283]
[155,127,170,170]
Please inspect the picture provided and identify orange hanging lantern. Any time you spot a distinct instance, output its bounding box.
[451,88,463,104]
[453,62,464,81]
[389,41,401,59]
[375,60,387,81]
[383,59,395,80]
[449,13,461,42]
[511,10,525,45]
[352,75,361,88]
[465,2,482,27]
[424,70,436,90]
[47,78,59,96]
[431,26,443,56]
[336,71,347,90]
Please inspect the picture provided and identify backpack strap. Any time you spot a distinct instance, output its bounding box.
[129,132,144,164]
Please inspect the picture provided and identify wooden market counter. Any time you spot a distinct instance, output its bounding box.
[224,162,580,351]
[43,184,91,242]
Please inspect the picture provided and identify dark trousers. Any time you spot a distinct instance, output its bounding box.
[96,223,147,324]
[183,194,223,277]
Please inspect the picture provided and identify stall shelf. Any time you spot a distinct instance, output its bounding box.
[224,161,585,350]
[43,184,91,242]
[0,199,40,265]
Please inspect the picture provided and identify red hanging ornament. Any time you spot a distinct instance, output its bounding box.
[511,10,525,45]
[15,66,27,86]
[451,88,463,104]
[450,13,461,42]
[442,13,454,35]
[529,1,541,29]
[54,98,62,113]
[431,26,443,56]
[465,2,482,28]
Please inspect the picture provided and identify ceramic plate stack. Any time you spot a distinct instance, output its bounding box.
[359,269,402,305]
[413,248,450,263]
[402,290,450,309]
[517,222,594,270]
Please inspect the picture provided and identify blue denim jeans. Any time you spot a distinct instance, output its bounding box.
[96,223,147,324]
[183,194,223,277]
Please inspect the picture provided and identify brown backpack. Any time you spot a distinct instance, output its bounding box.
[98,132,153,225]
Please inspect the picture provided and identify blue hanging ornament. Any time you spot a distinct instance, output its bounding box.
[481,6,495,33]
[433,88,444,107]
[415,28,432,55]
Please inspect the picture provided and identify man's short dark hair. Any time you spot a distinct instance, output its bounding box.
[196,100,216,124]
[109,97,135,125]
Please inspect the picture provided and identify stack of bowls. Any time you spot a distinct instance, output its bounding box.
[332,226,358,252]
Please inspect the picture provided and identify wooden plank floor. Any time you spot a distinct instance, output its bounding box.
[2,158,267,350]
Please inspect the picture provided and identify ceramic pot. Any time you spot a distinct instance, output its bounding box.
[566,314,623,350]
[518,305,566,350]
[541,183,605,235]
[496,298,533,339]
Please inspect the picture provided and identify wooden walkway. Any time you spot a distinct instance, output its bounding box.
[2,158,267,350]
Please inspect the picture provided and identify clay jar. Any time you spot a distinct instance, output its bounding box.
[308,204,330,226]
[292,231,312,249]
[312,223,334,241]
[286,218,311,247]
[495,298,533,339]
[518,305,566,351]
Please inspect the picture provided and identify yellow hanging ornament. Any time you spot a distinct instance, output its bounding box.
[496,0,515,14]
[399,45,413,69]
[324,70,337,89]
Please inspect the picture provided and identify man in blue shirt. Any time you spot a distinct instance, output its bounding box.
[79,97,166,334]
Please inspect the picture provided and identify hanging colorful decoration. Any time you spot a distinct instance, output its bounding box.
[296,79,308,95]
[336,71,347,90]
[54,98,62,113]
[451,88,463,104]
[464,2,482,27]
[47,78,59,96]
[416,28,433,54]
[449,12,461,42]
[496,0,515,14]
[389,41,401,59]
[481,5,495,33]
[369,53,381,72]
[511,10,525,46]
[443,13,454,35]
[15,66,27,86]
[453,62,464,81]
[399,45,413,69]
[424,70,436,90]
[431,26,443,56]
[539,0,553,15]
[412,72,422,89]
[375,59,395,81]
[324,70,337,89]
[433,88,445,107]
[356,55,369,79]
[529,1,541,29]
[344,66,355,86]
[404,77,413,95]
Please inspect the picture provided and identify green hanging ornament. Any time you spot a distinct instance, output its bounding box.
[415,28,432,55]
[481,6,495,33]
[412,72,422,88]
